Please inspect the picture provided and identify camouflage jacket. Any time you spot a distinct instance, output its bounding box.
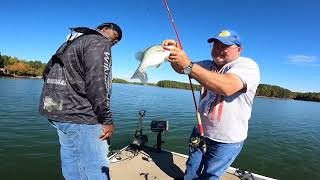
[39,31,113,125]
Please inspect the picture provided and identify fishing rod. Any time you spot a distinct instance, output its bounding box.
[163,0,206,152]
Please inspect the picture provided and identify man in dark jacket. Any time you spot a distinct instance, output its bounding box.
[39,22,122,180]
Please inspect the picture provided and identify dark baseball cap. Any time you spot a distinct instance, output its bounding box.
[97,22,122,42]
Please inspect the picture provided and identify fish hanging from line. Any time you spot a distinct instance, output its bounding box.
[131,45,174,83]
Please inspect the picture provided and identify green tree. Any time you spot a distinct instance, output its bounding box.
[157,80,200,91]
[0,54,46,77]
[113,78,129,84]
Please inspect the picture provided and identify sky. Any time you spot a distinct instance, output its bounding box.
[1,0,320,92]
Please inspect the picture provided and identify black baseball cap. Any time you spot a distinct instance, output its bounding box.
[97,22,122,42]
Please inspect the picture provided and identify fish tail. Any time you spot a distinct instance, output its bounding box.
[131,69,148,83]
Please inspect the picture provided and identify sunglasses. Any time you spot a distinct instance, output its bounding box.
[110,29,119,46]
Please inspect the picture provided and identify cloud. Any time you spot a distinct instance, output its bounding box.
[287,55,318,64]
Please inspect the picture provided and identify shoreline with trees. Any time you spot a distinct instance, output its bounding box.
[1,54,319,102]
[113,78,320,102]
[0,54,45,78]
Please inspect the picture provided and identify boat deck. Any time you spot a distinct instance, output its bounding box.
[109,146,242,180]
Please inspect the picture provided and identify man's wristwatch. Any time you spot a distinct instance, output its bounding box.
[183,62,194,75]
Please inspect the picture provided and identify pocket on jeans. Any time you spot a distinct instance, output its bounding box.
[207,141,242,158]
[50,121,80,135]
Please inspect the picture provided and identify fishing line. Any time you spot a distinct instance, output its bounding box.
[162,0,206,152]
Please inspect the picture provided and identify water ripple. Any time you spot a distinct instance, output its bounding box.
[0,80,320,180]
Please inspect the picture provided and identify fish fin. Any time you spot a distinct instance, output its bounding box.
[135,47,148,61]
[135,51,143,61]
[131,69,148,83]
[154,62,162,68]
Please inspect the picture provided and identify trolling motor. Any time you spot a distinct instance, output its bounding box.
[151,120,169,152]
[129,110,148,150]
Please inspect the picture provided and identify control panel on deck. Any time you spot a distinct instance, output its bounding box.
[151,120,168,132]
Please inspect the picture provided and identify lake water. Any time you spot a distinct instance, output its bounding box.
[0,78,319,180]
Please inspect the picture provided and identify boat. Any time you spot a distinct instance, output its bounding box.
[108,111,276,180]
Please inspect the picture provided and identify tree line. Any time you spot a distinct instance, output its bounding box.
[1,54,319,102]
[157,80,320,102]
[0,54,46,77]
[157,80,201,91]
[256,84,294,98]
[256,84,320,102]
[156,81,320,102]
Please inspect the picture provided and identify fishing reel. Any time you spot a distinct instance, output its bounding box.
[189,136,207,153]
[189,137,200,148]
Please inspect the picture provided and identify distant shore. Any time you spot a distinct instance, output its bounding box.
[256,96,292,100]
[1,76,319,102]
[1,54,319,102]
[0,74,42,79]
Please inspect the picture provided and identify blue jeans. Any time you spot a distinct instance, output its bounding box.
[50,120,110,180]
[184,127,244,180]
